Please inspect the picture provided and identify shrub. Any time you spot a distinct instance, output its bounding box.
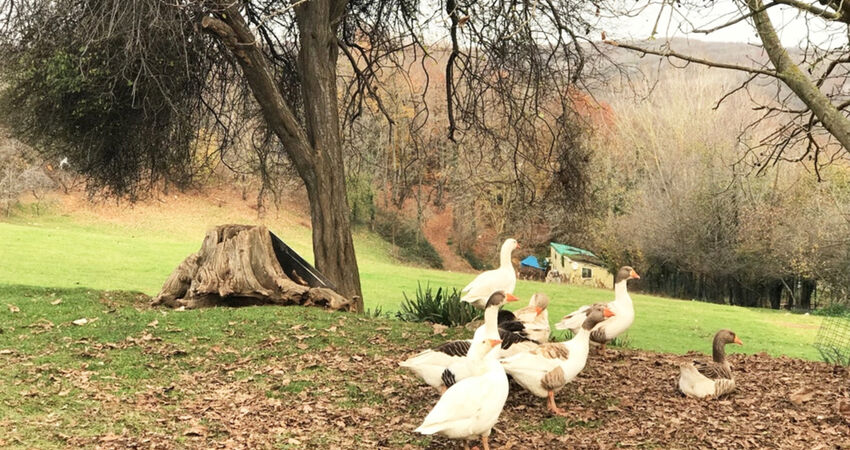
[460,248,491,271]
[396,283,482,326]
[812,303,850,318]
[373,209,443,269]
[346,175,376,226]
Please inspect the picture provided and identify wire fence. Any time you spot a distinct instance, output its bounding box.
[814,316,850,366]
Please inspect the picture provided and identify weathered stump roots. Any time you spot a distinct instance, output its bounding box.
[152,225,352,311]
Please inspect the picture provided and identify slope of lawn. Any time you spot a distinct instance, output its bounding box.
[0,192,824,360]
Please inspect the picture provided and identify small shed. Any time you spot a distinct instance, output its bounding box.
[548,242,613,289]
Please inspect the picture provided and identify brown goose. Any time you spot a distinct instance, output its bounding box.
[678,329,743,399]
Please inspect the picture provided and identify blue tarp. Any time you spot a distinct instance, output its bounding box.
[520,255,544,270]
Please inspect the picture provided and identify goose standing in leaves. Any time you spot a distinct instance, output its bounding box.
[556,266,639,353]
[400,291,518,391]
[461,238,519,309]
[679,329,743,399]
[415,333,509,450]
[501,304,614,416]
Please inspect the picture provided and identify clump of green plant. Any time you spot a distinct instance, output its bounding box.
[813,303,850,318]
[364,305,387,319]
[396,283,482,326]
[373,209,443,269]
[815,346,850,366]
[459,248,491,271]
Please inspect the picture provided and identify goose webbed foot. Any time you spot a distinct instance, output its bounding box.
[547,390,569,416]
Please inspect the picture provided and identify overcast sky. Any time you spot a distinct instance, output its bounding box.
[605,1,848,48]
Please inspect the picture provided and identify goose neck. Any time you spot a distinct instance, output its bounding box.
[614,280,630,302]
[712,337,727,363]
[499,245,513,268]
[483,304,500,339]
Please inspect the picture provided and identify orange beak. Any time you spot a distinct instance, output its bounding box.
[535,306,543,316]
[630,269,640,279]
[516,242,520,248]
[603,307,615,318]
[505,293,519,302]
[734,336,743,346]
[488,339,502,348]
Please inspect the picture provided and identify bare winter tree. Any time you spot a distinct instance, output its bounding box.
[0,0,603,311]
[603,0,850,176]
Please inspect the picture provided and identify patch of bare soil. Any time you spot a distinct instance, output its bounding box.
[26,184,311,238]
[72,325,849,449]
[421,205,472,273]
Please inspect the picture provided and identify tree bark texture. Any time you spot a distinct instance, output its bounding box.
[152,225,352,311]
[201,1,363,312]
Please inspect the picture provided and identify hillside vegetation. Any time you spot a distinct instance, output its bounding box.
[0,191,824,360]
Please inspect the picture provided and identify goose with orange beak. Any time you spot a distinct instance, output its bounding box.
[415,331,509,449]
[460,238,519,309]
[401,291,523,392]
[501,304,614,416]
[679,329,743,399]
[556,266,640,353]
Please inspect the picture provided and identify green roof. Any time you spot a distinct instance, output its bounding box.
[550,242,598,258]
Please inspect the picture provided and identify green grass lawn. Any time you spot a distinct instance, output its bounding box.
[0,200,824,360]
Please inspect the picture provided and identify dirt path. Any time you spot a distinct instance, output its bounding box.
[421,205,472,273]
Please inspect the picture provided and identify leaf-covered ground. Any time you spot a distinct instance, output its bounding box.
[1,287,848,449]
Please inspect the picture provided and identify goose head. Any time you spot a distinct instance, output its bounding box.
[502,238,519,252]
[581,304,615,330]
[714,329,743,346]
[530,293,550,316]
[468,336,503,360]
[485,290,519,309]
[615,266,640,284]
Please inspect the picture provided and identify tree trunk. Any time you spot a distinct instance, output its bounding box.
[152,225,352,311]
[800,279,816,310]
[768,280,783,309]
[201,2,364,312]
[295,0,363,312]
[747,0,850,150]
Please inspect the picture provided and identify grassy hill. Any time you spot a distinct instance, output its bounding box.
[0,191,824,360]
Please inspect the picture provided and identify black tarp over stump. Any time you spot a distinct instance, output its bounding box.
[152,224,352,311]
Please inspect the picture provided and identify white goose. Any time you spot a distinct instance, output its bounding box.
[444,292,535,389]
[415,331,509,450]
[461,238,519,309]
[400,291,518,391]
[501,304,613,416]
[555,266,639,352]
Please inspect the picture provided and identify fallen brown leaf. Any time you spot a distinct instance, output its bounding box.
[50,299,62,305]
[432,323,448,335]
[790,387,815,406]
[7,304,19,313]
[183,424,208,437]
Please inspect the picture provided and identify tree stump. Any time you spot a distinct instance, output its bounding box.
[152,225,353,311]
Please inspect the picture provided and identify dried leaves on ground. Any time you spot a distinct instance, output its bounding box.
[2,297,848,449]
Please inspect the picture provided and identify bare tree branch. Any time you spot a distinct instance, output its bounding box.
[605,40,779,77]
